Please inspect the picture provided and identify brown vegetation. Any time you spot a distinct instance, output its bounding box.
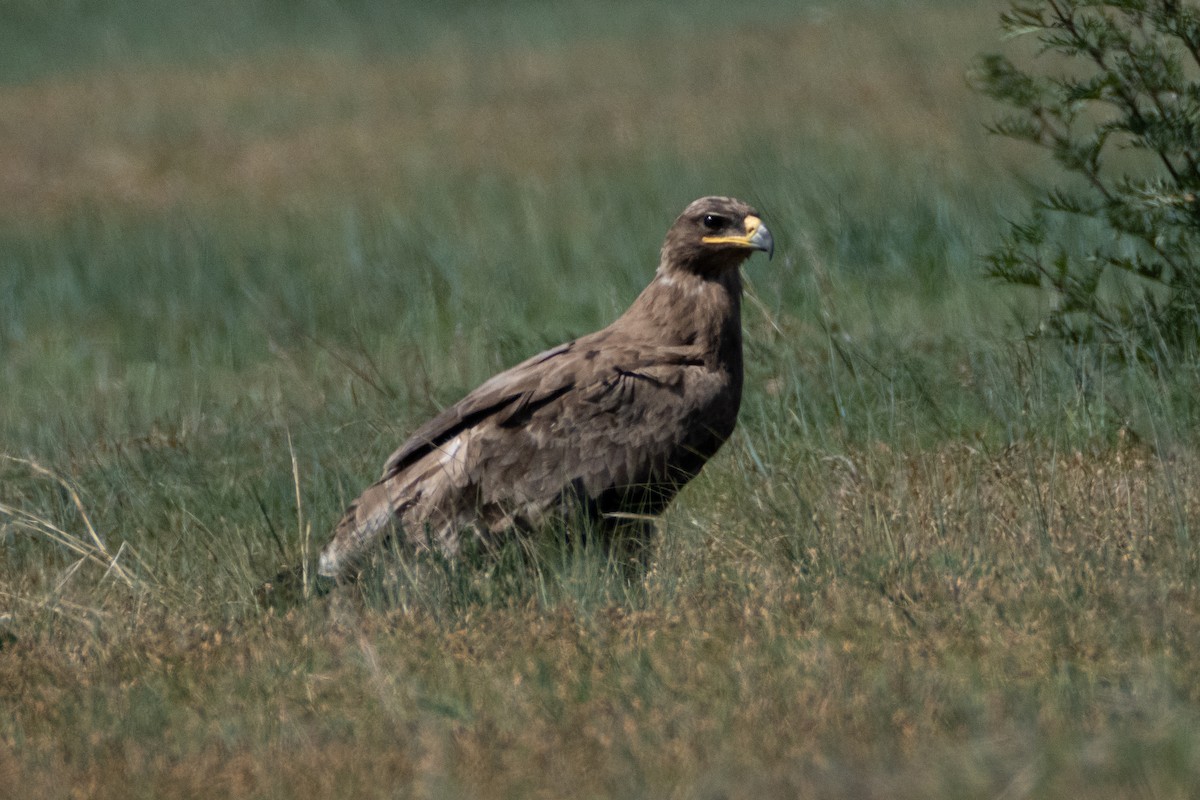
[3,439,1198,797]
[0,7,997,220]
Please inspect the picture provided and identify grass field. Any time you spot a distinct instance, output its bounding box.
[4,1,1200,797]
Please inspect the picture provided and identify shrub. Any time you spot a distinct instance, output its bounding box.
[976,0,1200,353]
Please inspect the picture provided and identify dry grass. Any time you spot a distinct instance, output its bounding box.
[3,439,1199,798]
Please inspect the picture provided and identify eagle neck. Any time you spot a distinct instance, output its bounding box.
[623,267,744,372]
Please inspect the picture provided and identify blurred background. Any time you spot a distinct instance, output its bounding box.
[0,0,1018,455]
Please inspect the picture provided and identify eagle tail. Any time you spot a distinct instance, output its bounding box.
[317,479,414,582]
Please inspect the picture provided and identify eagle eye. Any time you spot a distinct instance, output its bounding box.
[701,214,725,231]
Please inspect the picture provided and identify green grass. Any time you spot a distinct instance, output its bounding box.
[3,1,1200,797]
[0,0,823,84]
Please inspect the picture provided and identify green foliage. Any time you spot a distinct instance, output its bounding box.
[977,0,1200,351]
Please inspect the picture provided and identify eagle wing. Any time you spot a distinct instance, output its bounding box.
[378,339,582,481]
[317,332,732,579]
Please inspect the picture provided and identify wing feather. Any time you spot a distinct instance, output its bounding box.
[377,341,574,478]
[318,337,719,579]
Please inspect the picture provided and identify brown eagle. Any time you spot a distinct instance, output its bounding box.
[316,196,773,584]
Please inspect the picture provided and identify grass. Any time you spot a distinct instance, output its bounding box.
[3,0,1200,797]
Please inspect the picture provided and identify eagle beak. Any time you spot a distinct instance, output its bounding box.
[702,215,775,260]
[744,215,774,260]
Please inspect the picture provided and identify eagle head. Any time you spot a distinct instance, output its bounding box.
[659,196,774,277]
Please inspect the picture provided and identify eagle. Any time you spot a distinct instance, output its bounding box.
[314,196,773,586]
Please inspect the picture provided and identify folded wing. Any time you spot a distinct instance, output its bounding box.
[318,332,729,580]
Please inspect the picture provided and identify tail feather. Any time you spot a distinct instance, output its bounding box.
[318,479,416,581]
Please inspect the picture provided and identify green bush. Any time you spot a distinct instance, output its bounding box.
[977,0,1200,353]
